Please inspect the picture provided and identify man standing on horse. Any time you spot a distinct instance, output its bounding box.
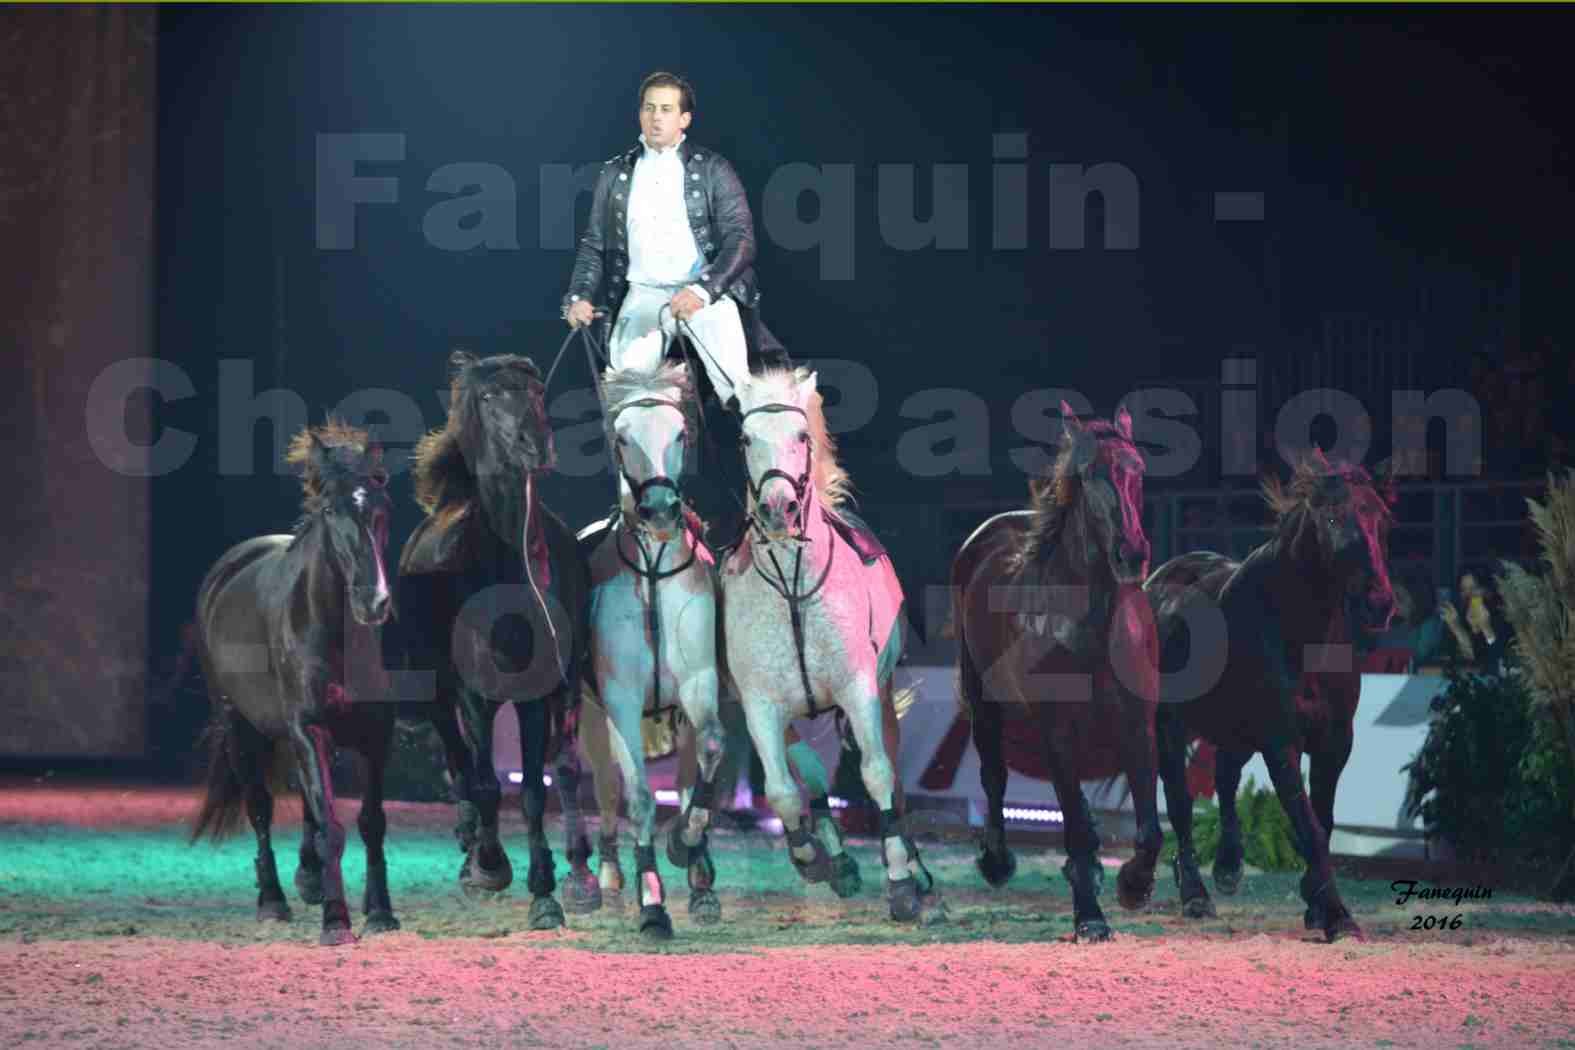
[562,71,793,548]
[562,70,789,405]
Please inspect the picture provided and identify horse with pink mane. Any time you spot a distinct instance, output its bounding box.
[1145,449,1396,941]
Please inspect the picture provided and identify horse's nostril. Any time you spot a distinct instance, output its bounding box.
[637,504,655,521]
[786,500,800,518]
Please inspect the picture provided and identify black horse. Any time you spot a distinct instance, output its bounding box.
[191,421,397,946]
[951,405,1163,941]
[395,351,589,929]
[1145,452,1395,942]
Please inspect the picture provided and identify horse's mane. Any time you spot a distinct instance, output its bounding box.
[411,353,543,516]
[284,418,380,516]
[1261,450,1398,627]
[602,361,700,444]
[1011,418,1127,573]
[746,367,851,510]
[1261,450,1394,524]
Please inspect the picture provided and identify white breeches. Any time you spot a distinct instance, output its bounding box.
[609,283,749,404]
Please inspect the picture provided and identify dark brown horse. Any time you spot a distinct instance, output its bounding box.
[191,421,397,946]
[951,404,1161,941]
[1145,452,1395,941]
[394,351,589,929]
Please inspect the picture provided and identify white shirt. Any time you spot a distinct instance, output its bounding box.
[625,134,707,293]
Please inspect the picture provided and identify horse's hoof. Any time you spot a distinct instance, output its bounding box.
[976,846,1018,888]
[363,911,400,934]
[918,894,950,927]
[1075,918,1113,943]
[318,924,358,947]
[1304,904,1324,931]
[638,904,674,942]
[294,866,324,906]
[688,889,721,925]
[1116,860,1156,911]
[1182,895,1217,920]
[665,818,704,869]
[829,853,862,899]
[460,847,513,896]
[1213,863,1243,896]
[1325,914,1363,943]
[887,876,921,923]
[256,899,291,922]
[562,868,603,915]
[528,895,564,931]
[790,838,833,884]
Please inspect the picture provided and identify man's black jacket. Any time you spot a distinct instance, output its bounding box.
[562,139,789,374]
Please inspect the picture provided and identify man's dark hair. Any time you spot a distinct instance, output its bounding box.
[638,71,695,115]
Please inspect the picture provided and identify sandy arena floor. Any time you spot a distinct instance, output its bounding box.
[2,781,1572,1049]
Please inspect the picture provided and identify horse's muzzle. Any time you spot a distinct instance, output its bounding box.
[637,490,682,539]
[1115,542,1150,583]
[514,427,556,471]
[755,494,802,538]
[353,588,393,626]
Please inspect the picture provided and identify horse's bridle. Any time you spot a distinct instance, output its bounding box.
[607,395,691,522]
[740,402,814,541]
[737,400,836,719]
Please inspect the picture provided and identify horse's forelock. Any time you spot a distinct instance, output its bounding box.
[740,367,849,508]
[1269,455,1394,523]
[1017,417,1141,569]
[604,362,698,442]
[736,366,804,414]
[286,419,375,510]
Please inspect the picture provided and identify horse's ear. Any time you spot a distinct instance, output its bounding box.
[1115,403,1134,440]
[801,370,818,407]
[1060,400,1083,440]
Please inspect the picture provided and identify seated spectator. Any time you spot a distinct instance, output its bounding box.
[1438,572,1514,674]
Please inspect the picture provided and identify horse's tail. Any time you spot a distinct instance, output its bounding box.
[952,578,983,724]
[188,713,290,844]
[189,714,244,844]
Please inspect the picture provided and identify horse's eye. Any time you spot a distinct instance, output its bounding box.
[481,391,495,402]
[740,435,751,447]
[798,431,809,443]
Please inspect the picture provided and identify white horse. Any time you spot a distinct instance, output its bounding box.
[723,367,943,923]
[563,361,728,940]
[556,362,865,934]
